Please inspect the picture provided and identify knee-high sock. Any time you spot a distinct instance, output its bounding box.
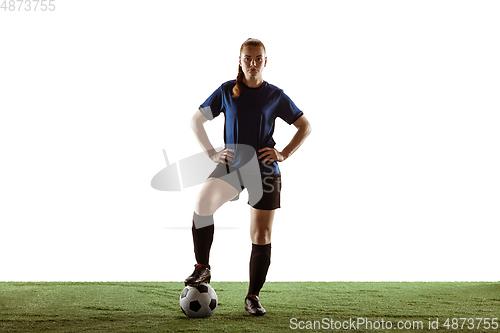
[248,243,271,296]
[192,212,214,265]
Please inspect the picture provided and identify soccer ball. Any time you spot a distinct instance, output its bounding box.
[179,283,218,318]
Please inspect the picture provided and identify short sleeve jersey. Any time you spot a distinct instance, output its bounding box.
[199,79,303,175]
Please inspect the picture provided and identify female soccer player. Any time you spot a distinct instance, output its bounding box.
[185,38,311,316]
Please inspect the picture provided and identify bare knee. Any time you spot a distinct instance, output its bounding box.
[194,193,218,216]
[251,228,272,245]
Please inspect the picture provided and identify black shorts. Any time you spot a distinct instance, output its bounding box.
[208,163,281,210]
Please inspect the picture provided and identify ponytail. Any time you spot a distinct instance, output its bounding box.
[231,65,245,99]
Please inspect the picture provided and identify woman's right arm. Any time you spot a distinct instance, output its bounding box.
[190,109,233,165]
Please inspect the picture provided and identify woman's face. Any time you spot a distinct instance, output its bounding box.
[239,46,267,80]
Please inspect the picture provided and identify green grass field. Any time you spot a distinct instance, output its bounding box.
[0,282,498,332]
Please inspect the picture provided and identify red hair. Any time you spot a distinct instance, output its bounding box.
[231,38,267,99]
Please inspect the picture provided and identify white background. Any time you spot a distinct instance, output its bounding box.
[1,0,499,282]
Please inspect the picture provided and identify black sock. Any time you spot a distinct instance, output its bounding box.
[248,243,271,297]
[192,212,214,265]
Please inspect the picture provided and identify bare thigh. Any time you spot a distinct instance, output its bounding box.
[194,177,239,216]
[249,206,275,245]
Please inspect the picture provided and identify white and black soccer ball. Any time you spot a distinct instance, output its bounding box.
[179,283,218,318]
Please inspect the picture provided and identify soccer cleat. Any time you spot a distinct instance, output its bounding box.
[245,294,266,316]
[184,264,211,287]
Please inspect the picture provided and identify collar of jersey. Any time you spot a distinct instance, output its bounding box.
[241,80,267,90]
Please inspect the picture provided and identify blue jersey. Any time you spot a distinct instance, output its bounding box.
[199,79,303,175]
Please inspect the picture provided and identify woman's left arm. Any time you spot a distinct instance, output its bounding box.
[258,115,312,164]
